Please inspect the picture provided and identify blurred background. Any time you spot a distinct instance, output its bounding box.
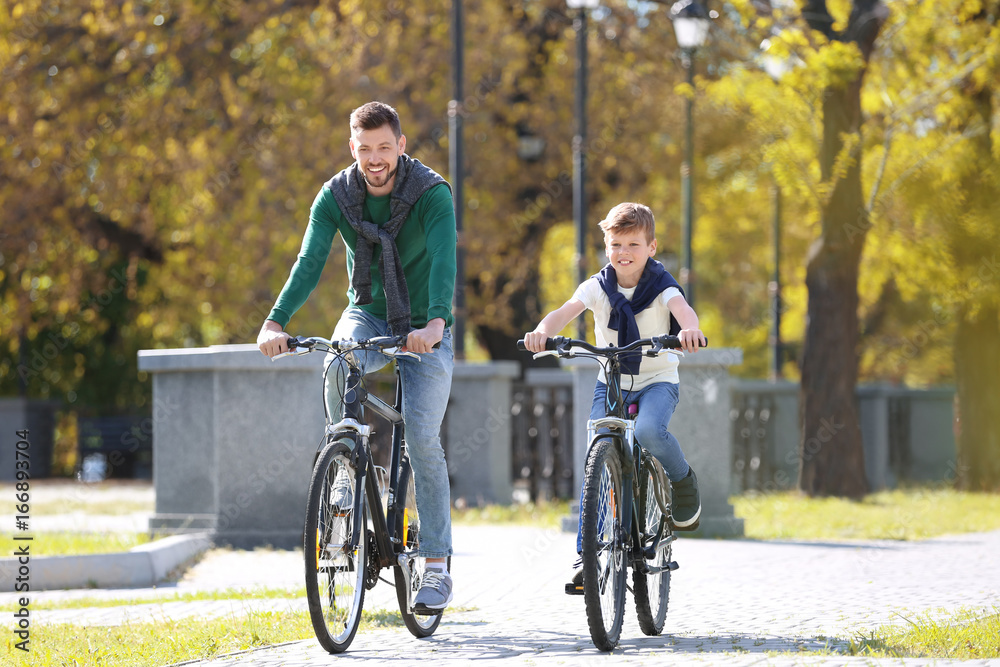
[1,0,997,493]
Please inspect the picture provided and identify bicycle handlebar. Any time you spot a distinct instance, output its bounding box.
[515,334,707,356]
[288,334,410,353]
[271,334,439,361]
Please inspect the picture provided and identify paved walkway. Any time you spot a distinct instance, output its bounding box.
[9,521,1000,666]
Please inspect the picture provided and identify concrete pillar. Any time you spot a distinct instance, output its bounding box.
[673,348,744,538]
[0,398,57,480]
[446,362,520,506]
[138,345,325,548]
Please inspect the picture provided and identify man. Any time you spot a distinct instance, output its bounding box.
[257,101,456,612]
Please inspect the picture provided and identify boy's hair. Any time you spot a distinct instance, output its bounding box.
[350,101,402,139]
[598,202,656,243]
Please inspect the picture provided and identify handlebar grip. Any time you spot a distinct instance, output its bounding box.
[657,334,708,349]
[516,336,565,351]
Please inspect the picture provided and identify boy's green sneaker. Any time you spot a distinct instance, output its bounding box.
[671,467,701,530]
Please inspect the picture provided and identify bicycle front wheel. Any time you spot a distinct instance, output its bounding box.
[304,439,367,653]
[393,455,446,637]
[580,439,627,651]
[633,459,671,635]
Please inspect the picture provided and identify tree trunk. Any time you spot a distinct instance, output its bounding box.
[954,305,1000,490]
[952,34,1000,490]
[797,86,869,498]
[797,0,886,497]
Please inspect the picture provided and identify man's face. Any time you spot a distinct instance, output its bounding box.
[349,124,405,193]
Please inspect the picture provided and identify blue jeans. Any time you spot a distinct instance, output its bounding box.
[324,308,454,558]
[577,380,689,554]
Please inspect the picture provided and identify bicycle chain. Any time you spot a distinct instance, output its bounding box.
[365,530,380,590]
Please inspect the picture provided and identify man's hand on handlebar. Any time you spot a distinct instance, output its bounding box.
[403,318,446,354]
[257,320,291,358]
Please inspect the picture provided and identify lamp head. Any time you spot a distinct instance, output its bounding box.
[670,0,711,50]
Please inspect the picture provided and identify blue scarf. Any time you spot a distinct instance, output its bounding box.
[596,258,682,374]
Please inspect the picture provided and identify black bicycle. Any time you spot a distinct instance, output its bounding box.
[518,333,699,651]
[274,334,445,653]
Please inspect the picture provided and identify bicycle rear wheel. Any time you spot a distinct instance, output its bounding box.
[633,458,671,635]
[393,455,446,637]
[580,439,627,651]
[304,439,367,653]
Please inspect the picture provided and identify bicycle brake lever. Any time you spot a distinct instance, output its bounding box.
[384,347,422,361]
[270,348,309,361]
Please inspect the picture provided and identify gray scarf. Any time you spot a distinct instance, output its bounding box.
[326,154,450,336]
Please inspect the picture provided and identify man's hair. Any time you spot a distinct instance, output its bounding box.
[350,101,402,139]
[598,202,656,243]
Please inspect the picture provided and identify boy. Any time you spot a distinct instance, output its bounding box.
[522,202,705,583]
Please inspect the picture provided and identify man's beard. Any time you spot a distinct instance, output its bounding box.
[363,163,398,189]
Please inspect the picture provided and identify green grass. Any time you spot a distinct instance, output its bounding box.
[732,488,1000,541]
[451,499,570,529]
[27,499,155,515]
[848,607,1000,658]
[0,531,153,556]
[0,483,154,515]
[0,587,308,612]
[5,608,405,667]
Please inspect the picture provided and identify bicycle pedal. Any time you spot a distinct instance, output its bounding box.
[412,604,444,616]
[564,582,584,596]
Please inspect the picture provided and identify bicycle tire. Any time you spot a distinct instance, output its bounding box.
[580,439,627,651]
[304,439,368,653]
[392,455,446,637]
[633,458,671,635]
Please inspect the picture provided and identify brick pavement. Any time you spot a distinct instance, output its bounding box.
[12,524,1000,666]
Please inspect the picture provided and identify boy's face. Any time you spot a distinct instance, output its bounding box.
[605,228,657,287]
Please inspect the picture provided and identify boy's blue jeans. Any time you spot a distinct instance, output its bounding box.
[324,307,454,558]
[576,380,689,554]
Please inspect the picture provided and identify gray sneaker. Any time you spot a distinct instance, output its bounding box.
[413,569,453,614]
[329,467,353,516]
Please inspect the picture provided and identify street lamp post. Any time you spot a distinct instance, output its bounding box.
[669,0,710,308]
[761,36,798,380]
[450,0,465,358]
[770,185,782,379]
[568,0,599,340]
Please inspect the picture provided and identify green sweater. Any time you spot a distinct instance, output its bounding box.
[268,182,456,329]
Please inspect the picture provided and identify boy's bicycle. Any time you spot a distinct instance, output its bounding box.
[273,334,446,653]
[518,333,699,651]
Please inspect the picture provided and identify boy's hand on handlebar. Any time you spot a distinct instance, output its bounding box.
[678,328,707,353]
[257,321,291,358]
[522,331,550,353]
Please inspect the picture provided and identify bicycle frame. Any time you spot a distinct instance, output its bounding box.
[327,356,411,570]
[584,354,673,574]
